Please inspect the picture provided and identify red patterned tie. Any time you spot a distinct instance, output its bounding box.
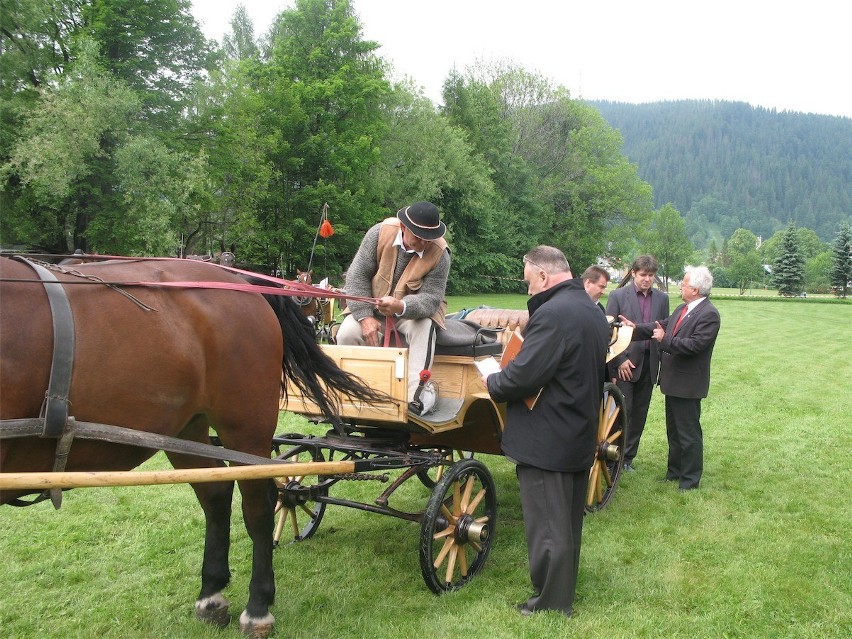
[673,305,688,332]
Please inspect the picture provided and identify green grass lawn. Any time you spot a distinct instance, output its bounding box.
[2,297,850,638]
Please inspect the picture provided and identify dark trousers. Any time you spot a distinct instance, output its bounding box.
[664,395,703,489]
[617,354,653,462]
[517,465,588,615]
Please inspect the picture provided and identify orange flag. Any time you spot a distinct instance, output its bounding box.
[319,219,334,238]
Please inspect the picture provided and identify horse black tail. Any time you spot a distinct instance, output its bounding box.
[254,284,390,421]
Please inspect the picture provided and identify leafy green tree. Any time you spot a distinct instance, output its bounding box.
[804,251,832,294]
[829,223,852,297]
[443,61,653,272]
[371,82,507,292]
[726,228,763,295]
[442,66,546,262]
[708,264,733,289]
[87,138,214,255]
[640,203,694,287]
[190,33,276,262]
[1,0,216,252]
[772,222,805,296]
[0,1,82,92]
[222,4,259,61]
[84,0,215,128]
[242,0,390,275]
[2,38,139,251]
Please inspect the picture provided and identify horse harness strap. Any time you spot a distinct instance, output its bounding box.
[16,257,76,439]
[12,258,77,507]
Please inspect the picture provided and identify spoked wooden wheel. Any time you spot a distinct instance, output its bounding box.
[273,445,327,546]
[416,448,474,488]
[587,382,627,513]
[419,458,496,593]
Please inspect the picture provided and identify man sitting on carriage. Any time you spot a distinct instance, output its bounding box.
[335,202,450,408]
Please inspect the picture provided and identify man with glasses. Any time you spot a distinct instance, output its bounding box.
[627,265,720,491]
[605,255,670,472]
[483,246,609,617]
[336,202,450,408]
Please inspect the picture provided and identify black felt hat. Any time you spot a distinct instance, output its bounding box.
[397,201,446,240]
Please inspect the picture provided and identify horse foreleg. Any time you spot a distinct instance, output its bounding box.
[236,477,277,639]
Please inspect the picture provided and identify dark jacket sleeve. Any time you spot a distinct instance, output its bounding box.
[487,310,563,403]
[659,306,720,356]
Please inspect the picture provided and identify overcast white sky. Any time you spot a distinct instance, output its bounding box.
[190,0,851,119]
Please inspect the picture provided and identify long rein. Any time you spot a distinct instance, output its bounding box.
[0,255,378,306]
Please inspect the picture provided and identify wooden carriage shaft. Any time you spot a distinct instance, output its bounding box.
[0,461,360,489]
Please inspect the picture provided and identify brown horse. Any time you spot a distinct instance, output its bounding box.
[0,256,383,637]
[294,268,320,321]
[294,269,338,342]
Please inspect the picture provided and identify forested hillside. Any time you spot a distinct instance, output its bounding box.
[591,100,852,246]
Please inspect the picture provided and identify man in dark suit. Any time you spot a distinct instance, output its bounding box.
[629,265,720,491]
[581,264,610,314]
[483,246,609,617]
[605,256,670,471]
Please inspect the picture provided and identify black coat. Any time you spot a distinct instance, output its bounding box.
[487,279,610,472]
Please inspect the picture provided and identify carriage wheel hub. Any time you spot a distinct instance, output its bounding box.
[597,441,620,462]
[279,480,308,508]
[455,514,489,545]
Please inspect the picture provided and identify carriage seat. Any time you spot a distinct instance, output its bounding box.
[462,308,529,347]
[434,318,503,357]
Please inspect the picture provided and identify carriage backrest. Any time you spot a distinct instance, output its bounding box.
[462,308,529,347]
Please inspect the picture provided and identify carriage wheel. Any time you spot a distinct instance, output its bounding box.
[272,445,327,546]
[586,382,627,513]
[419,458,496,593]
[416,449,475,488]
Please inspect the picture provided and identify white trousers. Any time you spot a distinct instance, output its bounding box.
[336,314,437,401]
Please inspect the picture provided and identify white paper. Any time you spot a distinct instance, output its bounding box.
[474,357,502,376]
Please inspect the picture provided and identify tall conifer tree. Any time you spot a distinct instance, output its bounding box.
[772,222,804,296]
[829,223,852,298]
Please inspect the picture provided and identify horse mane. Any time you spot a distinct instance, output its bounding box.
[243,275,388,420]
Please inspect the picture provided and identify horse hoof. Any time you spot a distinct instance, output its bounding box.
[241,623,273,639]
[195,594,231,627]
[240,610,275,638]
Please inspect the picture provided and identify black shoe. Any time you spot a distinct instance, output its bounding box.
[623,460,636,472]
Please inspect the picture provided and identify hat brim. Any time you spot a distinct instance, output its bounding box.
[397,209,446,241]
[606,320,633,363]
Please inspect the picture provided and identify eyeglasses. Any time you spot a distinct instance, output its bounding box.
[523,255,544,271]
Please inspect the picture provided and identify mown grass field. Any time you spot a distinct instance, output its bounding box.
[1,295,850,639]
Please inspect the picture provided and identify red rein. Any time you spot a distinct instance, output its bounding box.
[2,255,378,305]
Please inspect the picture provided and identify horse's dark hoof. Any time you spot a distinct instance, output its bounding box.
[240,611,275,638]
[195,594,231,627]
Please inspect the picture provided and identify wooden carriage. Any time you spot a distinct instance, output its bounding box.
[277,308,630,592]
